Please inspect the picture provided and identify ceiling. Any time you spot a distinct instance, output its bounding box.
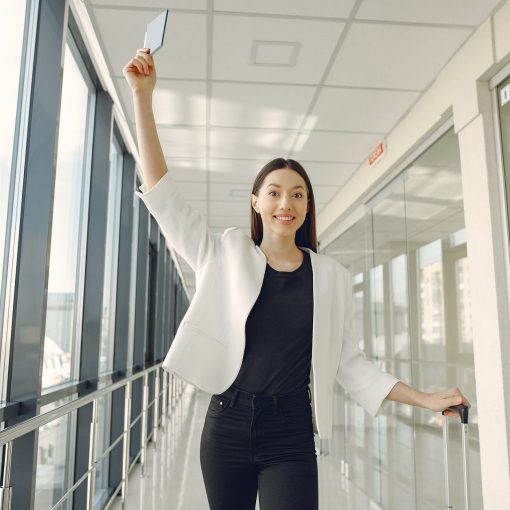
[83,0,502,297]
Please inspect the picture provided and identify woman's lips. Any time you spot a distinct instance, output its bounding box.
[273,216,295,224]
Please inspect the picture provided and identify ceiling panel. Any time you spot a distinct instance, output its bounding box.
[116,78,207,125]
[209,182,252,202]
[165,158,208,181]
[293,131,382,162]
[90,0,207,9]
[305,87,420,132]
[157,126,207,158]
[356,0,501,26]
[209,159,271,183]
[298,161,358,185]
[325,23,472,89]
[211,82,316,129]
[212,14,344,83]
[214,0,356,18]
[90,7,207,80]
[209,127,297,159]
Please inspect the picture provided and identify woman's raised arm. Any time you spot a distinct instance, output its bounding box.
[123,48,167,191]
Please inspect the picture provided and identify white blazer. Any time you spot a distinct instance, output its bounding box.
[136,172,399,439]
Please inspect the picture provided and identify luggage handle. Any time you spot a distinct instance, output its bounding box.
[442,404,469,425]
[441,404,470,510]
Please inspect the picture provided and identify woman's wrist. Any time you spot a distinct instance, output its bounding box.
[132,89,153,103]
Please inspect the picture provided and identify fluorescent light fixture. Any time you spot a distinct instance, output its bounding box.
[250,40,300,67]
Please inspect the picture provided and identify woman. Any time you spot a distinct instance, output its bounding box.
[124,48,470,510]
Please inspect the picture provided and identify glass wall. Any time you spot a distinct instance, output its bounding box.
[42,39,95,389]
[324,127,481,509]
[99,136,123,375]
[0,0,28,400]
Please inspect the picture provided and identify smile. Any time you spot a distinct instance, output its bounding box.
[273,216,295,224]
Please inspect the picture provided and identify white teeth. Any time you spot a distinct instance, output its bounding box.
[275,216,294,220]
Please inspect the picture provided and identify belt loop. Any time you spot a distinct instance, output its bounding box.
[273,395,278,415]
[231,389,239,408]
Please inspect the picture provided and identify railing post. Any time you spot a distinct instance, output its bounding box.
[0,442,13,510]
[86,399,98,510]
[140,373,149,477]
[161,371,168,426]
[121,381,132,508]
[153,368,160,447]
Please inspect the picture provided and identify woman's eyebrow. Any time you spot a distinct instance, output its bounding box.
[267,183,305,191]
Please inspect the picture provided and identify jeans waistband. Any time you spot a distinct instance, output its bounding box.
[215,385,312,414]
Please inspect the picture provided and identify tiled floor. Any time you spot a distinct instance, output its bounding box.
[110,384,378,510]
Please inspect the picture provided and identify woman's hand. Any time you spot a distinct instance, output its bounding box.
[425,387,471,418]
[122,48,157,96]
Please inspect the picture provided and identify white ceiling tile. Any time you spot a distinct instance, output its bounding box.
[116,78,207,125]
[157,126,207,158]
[214,0,356,18]
[209,182,253,202]
[209,127,296,159]
[212,15,344,83]
[306,87,420,132]
[90,0,207,8]
[299,161,358,186]
[209,159,269,183]
[356,0,500,26]
[165,158,207,181]
[293,131,382,162]
[211,82,316,129]
[325,23,471,89]
[90,7,207,79]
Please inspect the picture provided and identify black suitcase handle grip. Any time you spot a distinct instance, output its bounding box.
[442,404,469,424]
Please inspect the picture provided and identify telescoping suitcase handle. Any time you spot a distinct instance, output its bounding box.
[441,404,470,510]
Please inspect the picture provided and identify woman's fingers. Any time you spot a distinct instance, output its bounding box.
[136,49,154,67]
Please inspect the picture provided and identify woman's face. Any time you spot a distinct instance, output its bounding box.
[251,168,310,241]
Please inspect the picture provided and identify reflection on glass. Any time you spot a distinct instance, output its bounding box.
[94,393,112,508]
[391,255,409,359]
[34,400,75,510]
[98,138,123,374]
[418,240,445,353]
[42,43,92,389]
[0,2,27,394]
[324,128,481,509]
[455,257,473,353]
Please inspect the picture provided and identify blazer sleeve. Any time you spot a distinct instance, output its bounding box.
[335,266,400,417]
[135,172,218,272]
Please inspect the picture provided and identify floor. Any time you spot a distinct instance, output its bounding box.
[109,384,379,510]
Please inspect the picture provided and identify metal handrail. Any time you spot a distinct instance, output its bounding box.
[0,363,186,510]
[0,363,161,446]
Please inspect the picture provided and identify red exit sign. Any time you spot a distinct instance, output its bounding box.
[368,141,385,166]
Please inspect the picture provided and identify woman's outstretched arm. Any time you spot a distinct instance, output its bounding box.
[385,381,471,418]
[123,48,167,191]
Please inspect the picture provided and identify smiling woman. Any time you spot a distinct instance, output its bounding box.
[125,47,470,510]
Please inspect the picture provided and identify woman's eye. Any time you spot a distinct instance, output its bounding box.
[268,191,304,197]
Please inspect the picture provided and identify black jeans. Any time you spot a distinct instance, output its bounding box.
[199,385,318,510]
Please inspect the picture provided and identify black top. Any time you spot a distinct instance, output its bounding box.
[230,248,314,394]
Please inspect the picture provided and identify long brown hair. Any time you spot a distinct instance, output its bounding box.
[250,158,317,252]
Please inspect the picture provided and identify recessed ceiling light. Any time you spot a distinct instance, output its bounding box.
[250,40,300,67]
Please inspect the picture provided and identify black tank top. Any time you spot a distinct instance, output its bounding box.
[230,248,313,394]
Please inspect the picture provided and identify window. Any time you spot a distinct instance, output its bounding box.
[0,1,28,400]
[98,136,123,374]
[42,39,95,389]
